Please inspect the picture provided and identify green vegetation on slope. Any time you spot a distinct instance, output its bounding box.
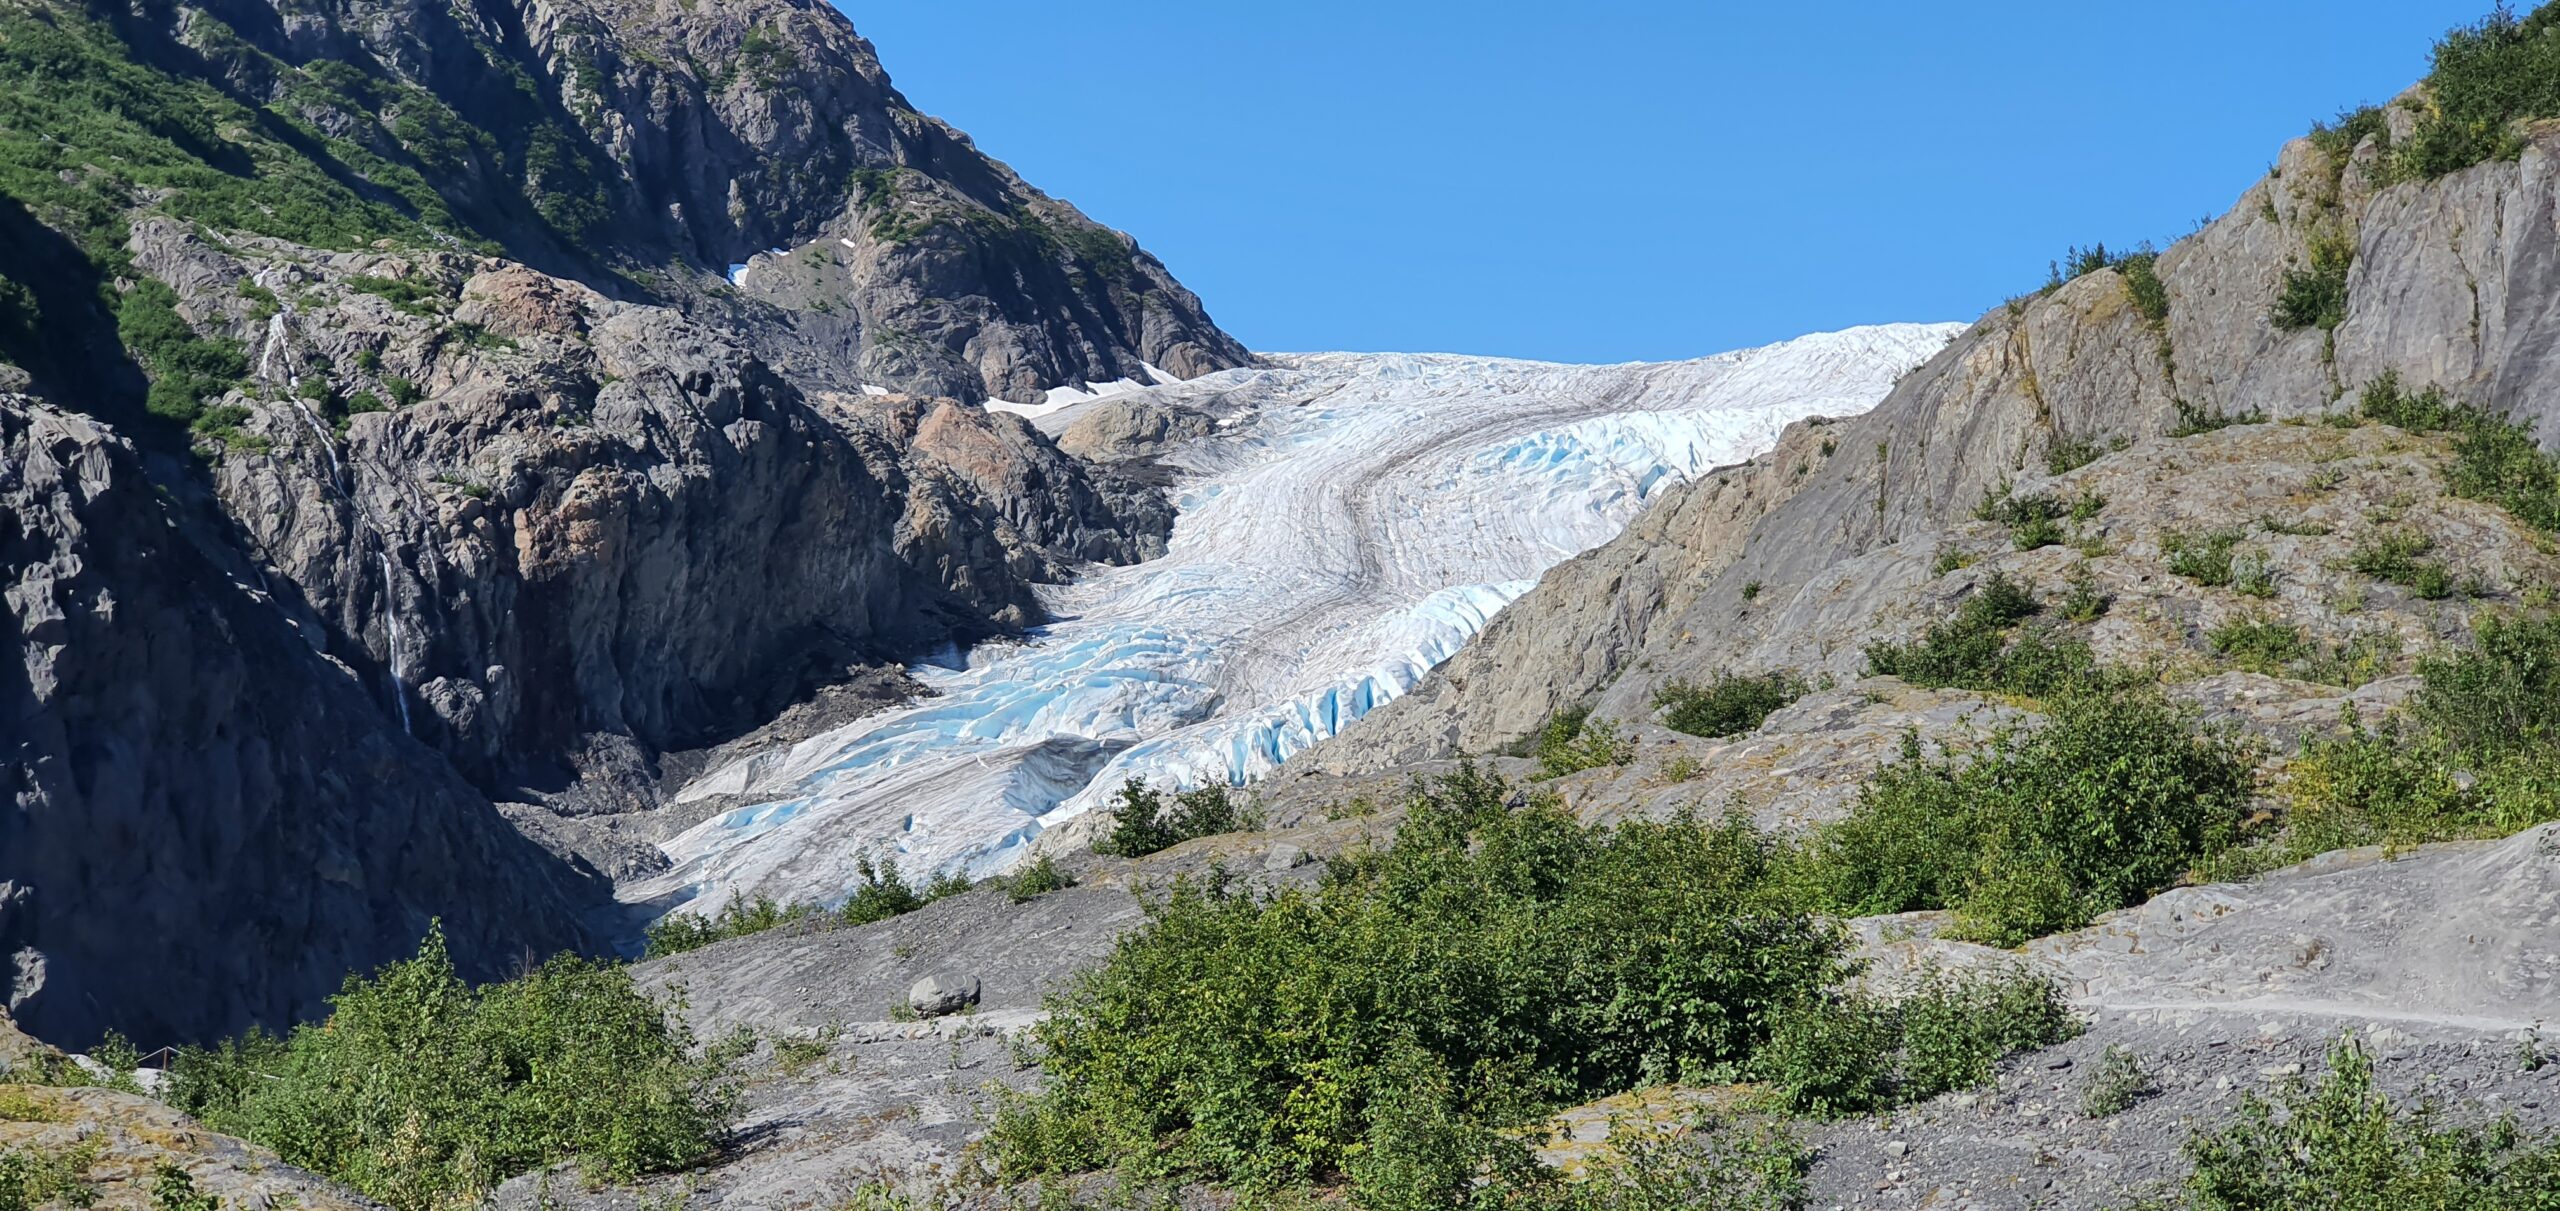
[994,767,2078,1208]
[2360,372,2560,533]
[1795,684,2256,946]
[2146,1035,2560,1209]
[643,853,973,958]
[1093,779,1253,858]
[1654,672,1805,740]
[167,927,738,1211]
[2274,613,2560,866]
[1865,570,2102,697]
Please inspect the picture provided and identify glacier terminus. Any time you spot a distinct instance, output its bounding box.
[637,324,1964,916]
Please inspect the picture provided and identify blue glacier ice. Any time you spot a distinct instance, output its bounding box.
[633,325,1963,916]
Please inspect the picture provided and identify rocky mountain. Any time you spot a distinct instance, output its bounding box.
[0,0,1243,1046]
[1313,104,2560,768]
[437,15,2560,1208]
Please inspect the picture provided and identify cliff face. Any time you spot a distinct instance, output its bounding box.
[0,0,1233,1045]
[129,221,1171,795]
[1316,122,2560,769]
[0,396,607,1048]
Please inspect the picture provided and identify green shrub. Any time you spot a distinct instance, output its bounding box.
[166,928,736,1211]
[840,851,927,926]
[2272,227,2356,333]
[1759,965,2078,1116]
[2163,527,2247,586]
[2279,616,2560,862]
[1497,1118,1809,1211]
[2209,614,2313,675]
[2080,1044,2157,1118]
[1975,481,2071,549]
[2171,1035,2560,1208]
[1798,685,2255,945]
[2349,530,2455,598]
[1865,571,2098,696]
[2388,4,2560,182]
[2172,399,2267,437]
[2047,436,2107,476]
[150,1163,219,1211]
[383,376,422,407]
[2059,565,2113,623]
[2043,243,2164,326]
[643,891,823,958]
[1654,673,1804,740]
[1093,779,1250,858]
[2360,371,2560,531]
[116,278,247,427]
[1007,853,1075,903]
[990,768,1848,1198]
[1524,707,1635,778]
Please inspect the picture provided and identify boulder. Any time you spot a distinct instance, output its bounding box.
[906,972,981,1018]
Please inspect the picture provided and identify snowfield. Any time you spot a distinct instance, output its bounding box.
[636,324,1963,914]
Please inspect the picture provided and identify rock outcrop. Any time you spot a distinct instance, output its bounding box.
[1316,124,2560,768]
[0,396,606,1048]
[131,223,1170,795]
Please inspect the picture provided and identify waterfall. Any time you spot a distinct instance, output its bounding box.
[378,551,413,736]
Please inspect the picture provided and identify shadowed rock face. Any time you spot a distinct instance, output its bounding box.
[0,0,1224,1047]
[150,226,1173,797]
[0,397,608,1049]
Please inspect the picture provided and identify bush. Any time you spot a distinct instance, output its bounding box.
[1759,965,2078,1116]
[1006,853,1075,903]
[166,928,736,1211]
[1865,571,2099,696]
[2209,614,2313,675]
[1497,1118,1809,1211]
[2081,1044,2157,1118]
[1975,482,2070,550]
[2361,371,2560,532]
[1527,708,1635,778]
[643,891,823,958]
[2172,399,2267,437]
[1093,779,1250,858]
[2047,436,2107,476]
[2271,227,2355,333]
[2163,527,2247,586]
[1654,673,1804,740]
[2349,530,2455,599]
[2172,1035,2560,1208]
[2280,615,2560,861]
[839,851,928,926]
[991,768,1849,1198]
[116,278,246,428]
[2388,4,2560,182]
[1798,685,2256,945]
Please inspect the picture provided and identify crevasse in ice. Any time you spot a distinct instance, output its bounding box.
[634,325,1962,915]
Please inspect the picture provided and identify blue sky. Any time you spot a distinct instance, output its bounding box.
[841,2,2490,364]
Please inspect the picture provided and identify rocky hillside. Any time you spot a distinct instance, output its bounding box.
[0,0,1246,405]
[1314,88,2560,767]
[0,0,1242,1047]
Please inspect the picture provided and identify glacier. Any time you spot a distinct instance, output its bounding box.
[633,324,1962,915]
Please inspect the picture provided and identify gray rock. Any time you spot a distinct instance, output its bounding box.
[127,228,1176,804]
[1315,125,2560,775]
[906,971,981,1018]
[0,396,605,1049]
